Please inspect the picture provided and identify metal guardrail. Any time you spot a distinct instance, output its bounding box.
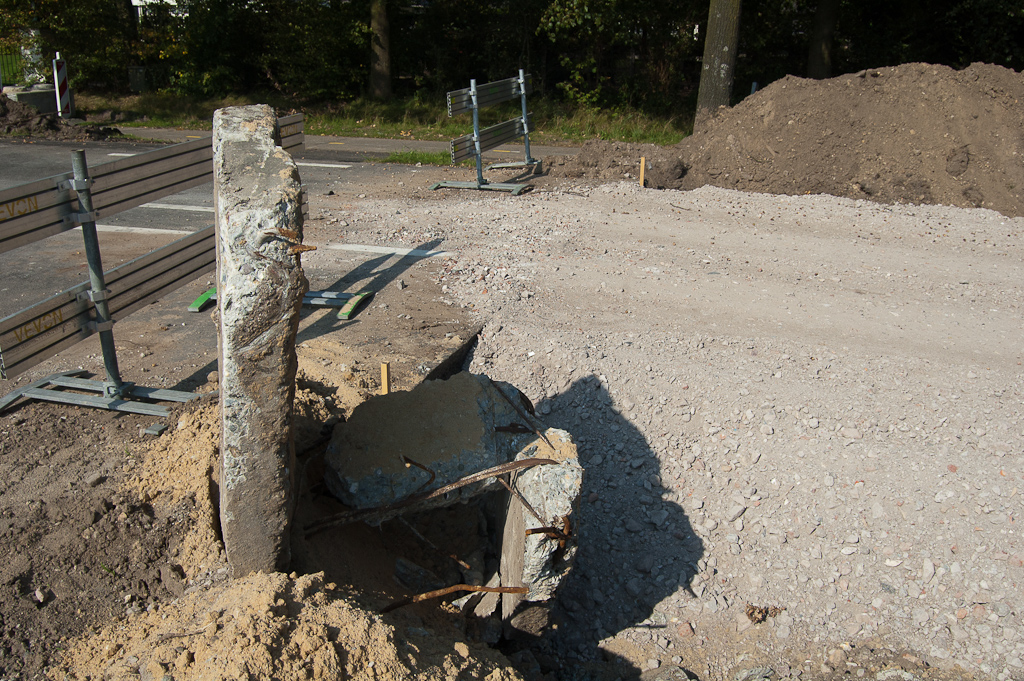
[0,113,304,417]
[0,226,215,380]
[451,116,531,164]
[0,113,305,255]
[432,70,540,196]
[447,74,532,116]
[279,113,304,151]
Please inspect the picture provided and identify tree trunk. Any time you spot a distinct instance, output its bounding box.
[694,0,742,131]
[807,0,841,79]
[370,0,391,100]
[121,0,139,43]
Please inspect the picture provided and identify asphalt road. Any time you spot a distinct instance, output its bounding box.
[0,131,576,231]
[0,138,259,318]
[125,126,577,163]
[0,131,558,319]
[0,131,576,326]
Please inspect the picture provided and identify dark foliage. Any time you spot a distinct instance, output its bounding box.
[1,0,1020,109]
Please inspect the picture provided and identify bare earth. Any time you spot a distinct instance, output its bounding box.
[2,63,1023,681]
[549,62,1024,218]
[0,94,121,141]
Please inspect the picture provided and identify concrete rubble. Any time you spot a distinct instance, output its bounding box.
[213,104,310,578]
[324,371,582,605]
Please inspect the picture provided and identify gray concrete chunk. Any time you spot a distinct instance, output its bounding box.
[214,104,309,578]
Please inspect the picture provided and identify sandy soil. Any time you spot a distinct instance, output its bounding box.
[0,236,487,680]
[2,62,1022,681]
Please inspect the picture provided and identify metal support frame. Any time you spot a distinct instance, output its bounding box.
[431,71,539,196]
[0,370,197,417]
[487,70,542,174]
[71,149,125,398]
[0,150,200,418]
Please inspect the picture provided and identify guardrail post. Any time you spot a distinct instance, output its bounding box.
[71,149,126,397]
[470,79,485,188]
[519,69,537,167]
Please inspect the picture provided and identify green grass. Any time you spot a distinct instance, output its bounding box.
[305,96,692,145]
[75,92,692,146]
[542,105,692,145]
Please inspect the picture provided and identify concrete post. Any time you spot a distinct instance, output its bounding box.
[213,105,310,578]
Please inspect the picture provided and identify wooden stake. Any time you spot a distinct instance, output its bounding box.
[639,156,646,187]
[381,362,391,394]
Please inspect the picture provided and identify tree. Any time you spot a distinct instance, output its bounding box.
[806,0,840,78]
[369,0,391,100]
[695,0,741,129]
[538,0,704,110]
[0,0,138,88]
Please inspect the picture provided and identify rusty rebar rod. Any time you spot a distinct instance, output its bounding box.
[402,456,436,494]
[304,457,558,537]
[381,584,528,614]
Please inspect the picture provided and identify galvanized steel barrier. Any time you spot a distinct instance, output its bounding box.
[0,114,304,417]
[431,70,540,196]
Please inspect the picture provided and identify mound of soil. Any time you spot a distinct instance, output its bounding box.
[53,570,521,681]
[0,94,122,141]
[22,393,521,681]
[548,62,1024,217]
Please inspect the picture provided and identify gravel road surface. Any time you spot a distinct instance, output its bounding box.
[323,178,1024,680]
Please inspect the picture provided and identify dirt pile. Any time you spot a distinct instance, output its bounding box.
[0,247,487,679]
[46,384,527,681]
[125,398,225,581]
[0,93,122,141]
[548,62,1024,217]
[51,570,521,681]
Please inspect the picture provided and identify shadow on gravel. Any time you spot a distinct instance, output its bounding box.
[504,376,705,681]
[296,238,444,343]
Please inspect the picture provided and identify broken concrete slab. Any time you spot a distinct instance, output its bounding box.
[4,86,60,114]
[322,371,582,608]
[214,104,310,578]
[513,432,581,602]
[501,426,582,618]
[324,372,574,516]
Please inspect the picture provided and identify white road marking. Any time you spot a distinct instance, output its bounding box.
[141,202,215,212]
[80,230,444,258]
[85,225,192,235]
[108,157,352,171]
[324,244,450,258]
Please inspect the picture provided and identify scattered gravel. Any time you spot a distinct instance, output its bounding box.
[324,180,1023,680]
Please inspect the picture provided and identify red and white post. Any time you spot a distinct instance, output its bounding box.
[52,52,71,117]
